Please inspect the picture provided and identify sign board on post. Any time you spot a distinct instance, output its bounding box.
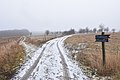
[95,32,110,66]
[95,35,110,39]
[96,38,108,42]
[95,35,110,42]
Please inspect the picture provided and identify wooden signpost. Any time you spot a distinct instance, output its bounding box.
[95,32,110,66]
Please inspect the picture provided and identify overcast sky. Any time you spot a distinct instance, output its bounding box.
[0,0,120,32]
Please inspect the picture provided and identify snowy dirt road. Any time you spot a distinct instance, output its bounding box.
[12,36,89,80]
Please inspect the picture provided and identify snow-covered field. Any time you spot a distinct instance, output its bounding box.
[11,36,89,80]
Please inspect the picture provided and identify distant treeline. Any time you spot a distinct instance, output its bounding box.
[0,29,30,37]
[45,24,117,36]
[62,29,75,35]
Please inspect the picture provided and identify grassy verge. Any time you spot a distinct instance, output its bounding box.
[0,35,55,80]
[0,37,25,80]
[26,35,55,47]
[64,33,120,79]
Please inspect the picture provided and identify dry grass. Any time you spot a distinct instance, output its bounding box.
[0,35,55,80]
[65,33,120,79]
[26,35,55,46]
[0,37,25,80]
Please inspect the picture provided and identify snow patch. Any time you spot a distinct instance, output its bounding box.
[58,37,89,80]
[11,42,47,80]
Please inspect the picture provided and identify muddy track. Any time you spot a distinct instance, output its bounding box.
[57,41,71,80]
[20,42,49,80]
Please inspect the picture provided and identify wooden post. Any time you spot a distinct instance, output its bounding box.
[95,32,110,66]
[102,32,106,66]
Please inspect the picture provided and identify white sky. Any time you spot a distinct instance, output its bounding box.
[0,0,120,31]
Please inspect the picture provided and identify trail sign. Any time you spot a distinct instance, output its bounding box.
[96,38,108,42]
[95,34,110,42]
[95,32,110,66]
[95,35,110,39]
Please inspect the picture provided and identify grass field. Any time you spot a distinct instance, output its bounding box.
[64,32,120,80]
[26,35,55,46]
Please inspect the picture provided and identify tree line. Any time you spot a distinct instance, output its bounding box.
[79,24,116,33]
[45,24,116,36]
[0,29,30,37]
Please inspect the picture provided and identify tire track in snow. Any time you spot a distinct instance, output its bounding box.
[57,40,71,80]
[18,36,88,80]
[20,42,50,80]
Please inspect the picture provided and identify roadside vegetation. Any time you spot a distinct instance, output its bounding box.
[26,35,55,47]
[64,32,120,80]
[0,35,55,80]
[0,37,25,80]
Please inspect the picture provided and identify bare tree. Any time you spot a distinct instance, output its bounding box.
[69,29,75,34]
[98,24,105,32]
[79,28,86,33]
[62,29,75,35]
[45,30,50,35]
[93,28,97,33]
[85,27,89,33]
[104,27,109,32]
[112,28,115,33]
